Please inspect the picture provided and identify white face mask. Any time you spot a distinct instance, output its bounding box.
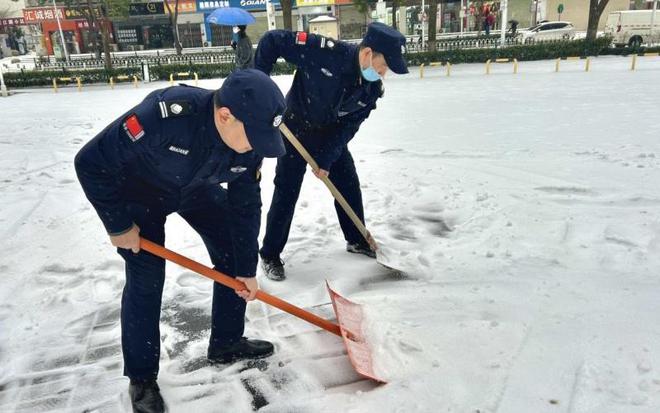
[232,27,240,34]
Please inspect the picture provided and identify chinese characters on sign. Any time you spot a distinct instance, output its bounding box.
[23,7,65,23]
[0,18,26,27]
[164,0,198,14]
[196,0,230,11]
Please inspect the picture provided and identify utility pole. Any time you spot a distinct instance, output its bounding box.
[0,64,8,97]
[52,0,69,61]
[500,0,508,44]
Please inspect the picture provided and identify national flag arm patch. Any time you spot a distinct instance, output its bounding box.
[295,31,307,45]
[123,114,145,142]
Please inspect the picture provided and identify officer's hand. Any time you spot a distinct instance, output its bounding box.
[110,224,141,253]
[313,168,329,179]
[236,276,258,302]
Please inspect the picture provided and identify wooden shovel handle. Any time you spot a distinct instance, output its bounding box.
[278,123,373,245]
[139,238,341,337]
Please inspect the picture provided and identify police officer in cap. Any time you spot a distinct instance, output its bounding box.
[75,69,286,413]
[254,22,408,281]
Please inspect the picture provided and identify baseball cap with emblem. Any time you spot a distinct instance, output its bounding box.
[361,22,409,75]
[215,69,287,158]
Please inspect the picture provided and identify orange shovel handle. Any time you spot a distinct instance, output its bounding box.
[139,238,341,337]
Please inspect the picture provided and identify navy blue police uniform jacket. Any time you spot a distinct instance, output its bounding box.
[254,30,384,171]
[74,85,262,277]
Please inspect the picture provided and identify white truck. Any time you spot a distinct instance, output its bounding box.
[605,10,660,48]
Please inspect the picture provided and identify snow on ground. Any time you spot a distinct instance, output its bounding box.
[0,55,659,412]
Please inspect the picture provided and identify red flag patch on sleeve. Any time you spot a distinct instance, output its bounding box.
[295,31,308,46]
[123,114,145,142]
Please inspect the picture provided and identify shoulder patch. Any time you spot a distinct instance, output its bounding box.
[158,100,192,119]
[295,31,308,45]
[123,114,145,142]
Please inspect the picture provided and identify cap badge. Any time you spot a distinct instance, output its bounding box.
[272,114,283,127]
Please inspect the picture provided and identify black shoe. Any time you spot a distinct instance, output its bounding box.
[129,379,166,413]
[346,242,377,259]
[207,337,274,364]
[260,254,285,281]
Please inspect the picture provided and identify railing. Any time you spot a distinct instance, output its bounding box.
[33,51,236,71]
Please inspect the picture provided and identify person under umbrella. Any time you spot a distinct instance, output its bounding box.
[231,25,254,70]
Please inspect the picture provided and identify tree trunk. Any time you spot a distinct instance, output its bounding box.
[586,0,610,42]
[392,2,398,30]
[84,0,101,58]
[101,18,112,70]
[427,0,438,51]
[475,1,484,35]
[164,0,182,54]
[281,0,293,30]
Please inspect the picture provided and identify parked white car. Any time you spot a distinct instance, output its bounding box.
[605,10,660,48]
[519,21,576,43]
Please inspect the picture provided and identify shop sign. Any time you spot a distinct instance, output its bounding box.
[164,0,198,14]
[23,7,65,23]
[129,2,165,16]
[296,0,332,6]
[0,17,26,27]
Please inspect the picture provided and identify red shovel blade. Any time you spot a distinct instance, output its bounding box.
[327,282,386,384]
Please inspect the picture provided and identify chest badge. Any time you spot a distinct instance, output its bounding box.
[321,68,333,77]
[170,103,183,114]
[272,115,283,127]
[230,166,247,173]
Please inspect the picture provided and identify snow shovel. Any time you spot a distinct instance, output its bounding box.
[278,123,400,271]
[139,237,385,383]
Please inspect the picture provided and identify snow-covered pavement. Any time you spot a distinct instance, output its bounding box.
[1,55,659,412]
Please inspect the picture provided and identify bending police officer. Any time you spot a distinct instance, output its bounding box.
[75,69,286,413]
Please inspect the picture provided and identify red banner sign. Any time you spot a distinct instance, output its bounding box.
[0,17,26,27]
[23,7,65,23]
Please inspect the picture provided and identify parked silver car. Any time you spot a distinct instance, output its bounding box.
[520,21,576,43]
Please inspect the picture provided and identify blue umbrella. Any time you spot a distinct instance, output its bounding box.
[206,7,256,26]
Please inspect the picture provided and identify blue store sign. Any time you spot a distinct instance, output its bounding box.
[197,0,285,12]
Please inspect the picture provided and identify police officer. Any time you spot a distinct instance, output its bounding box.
[254,22,408,281]
[74,69,286,413]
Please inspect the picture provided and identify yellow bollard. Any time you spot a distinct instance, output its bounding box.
[169,73,174,86]
[52,78,58,93]
[513,59,518,74]
[631,54,637,71]
[133,75,138,88]
[446,62,451,77]
[485,59,491,75]
[585,57,591,72]
[420,63,425,78]
[77,77,82,92]
[194,72,199,86]
[110,76,115,89]
[555,58,560,72]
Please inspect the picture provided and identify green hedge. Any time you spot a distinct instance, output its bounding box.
[5,38,659,88]
[407,37,615,66]
[3,61,296,88]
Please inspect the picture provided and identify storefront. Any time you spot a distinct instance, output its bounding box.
[0,17,30,56]
[24,7,78,57]
[114,2,172,51]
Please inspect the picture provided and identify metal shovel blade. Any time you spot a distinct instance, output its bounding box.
[327,281,386,383]
[139,238,385,383]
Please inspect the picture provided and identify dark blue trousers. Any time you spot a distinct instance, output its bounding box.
[260,135,365,259]
[118,199,246,380]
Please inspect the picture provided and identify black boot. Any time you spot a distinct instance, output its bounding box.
[129,379,166,413]
[346,242,376,259]
[260,254,285,281]
[208,338,274,364]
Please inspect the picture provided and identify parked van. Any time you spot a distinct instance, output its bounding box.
[605,10,660,48]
